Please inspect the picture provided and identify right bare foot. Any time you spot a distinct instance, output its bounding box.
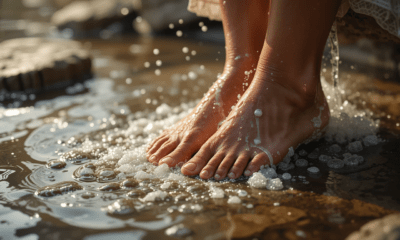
[146,58,258,166]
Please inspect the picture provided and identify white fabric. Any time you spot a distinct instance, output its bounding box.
[187,0,400,38]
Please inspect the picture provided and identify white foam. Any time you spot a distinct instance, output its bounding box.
[266,178,283,190]
[141,190,168,202]
[209,186,225,198]
[248,172,268,188]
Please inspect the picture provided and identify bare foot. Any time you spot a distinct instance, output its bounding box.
[146,58,258,166]
[180,66,330,180]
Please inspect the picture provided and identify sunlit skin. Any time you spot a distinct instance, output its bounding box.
[148,0,342,179]
[146,0,268,166]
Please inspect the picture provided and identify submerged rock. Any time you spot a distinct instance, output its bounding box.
[120,178,139,189]
[46,160,66,169]
[327,159,345,169]
[165,224,193,238]
[346,214,400,240]
[295,159,308,167]
[307,167,320,174]
[319,155,333,162]
[107,199,136,216]
[98,182,120,191]
[363,135,379,146]
[348,141,363,153]
[35,181,83,197]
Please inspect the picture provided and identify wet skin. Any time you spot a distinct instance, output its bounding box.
[147,0,342,179]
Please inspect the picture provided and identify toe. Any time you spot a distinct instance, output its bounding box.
[147,135,169,156]
[227,152,251,179]
[181,144,214,176]
[245,152,270,175]
[158,135,202,167]
[214,154,236,180]
[200,152,226,179]
[150,140,179,163]
[147,134,167,151]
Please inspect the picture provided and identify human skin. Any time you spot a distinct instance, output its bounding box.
[149,0,342,180]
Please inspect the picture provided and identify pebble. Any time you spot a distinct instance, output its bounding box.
[299,150,308,156]
[318,155,332,162]
[35,181,83,197]
[282,173,292,180]
[46,160,66,169]
[98,182,120,191]
[348,141,363,153]
[307,167,320,174]
[227,196,242,204]
[329,144,342,153]
[279,162,295,171]
[165,224,193,238]
[327,159,345,169]
[363,135,379,147]
[344,156,359,166]
[120,178,139,189]
[107,199,136,216]
[237,190,247,197]
[295,159,308,167]
[260,167,277,178]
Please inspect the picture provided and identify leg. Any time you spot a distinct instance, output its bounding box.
[146,0,269,166]
[181,0,342,179]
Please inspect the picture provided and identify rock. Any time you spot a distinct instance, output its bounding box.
[295,159,308,167]
[278,162,295,171]
[107,199,136,215]
[346,214,400,240]
[218,206,306,238]
[0,38,92,91]
[319,155,333,162]
[98,182,120,191]
[260,167,277,179]
[35,181,83,197]
[307,167,320,174]
[46,160,66,169]
[327,159,345,169]
[348,141,363,153]
[51,0,140,37]
[344,156,359,166]
[165,224,193,238]
[329,144,342,153]
[363,135,379,147]
[282,173,292,180]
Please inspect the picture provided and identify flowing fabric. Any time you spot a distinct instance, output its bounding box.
[187,0,400,38]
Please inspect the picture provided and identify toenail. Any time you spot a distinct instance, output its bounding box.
[149,155,155,161]
[228,172,235,179]
[244,170,252,176]
[215,174,221,179]
[160,157,173,165]
[200,170,209,178]
[183,163,197,171]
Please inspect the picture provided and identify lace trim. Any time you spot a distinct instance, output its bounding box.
[187,0,221,21]
[349,0,400,37]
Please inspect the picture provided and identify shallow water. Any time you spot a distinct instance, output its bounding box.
[2,9,400,239]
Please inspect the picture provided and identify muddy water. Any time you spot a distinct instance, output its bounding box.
[1,33,400,240]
